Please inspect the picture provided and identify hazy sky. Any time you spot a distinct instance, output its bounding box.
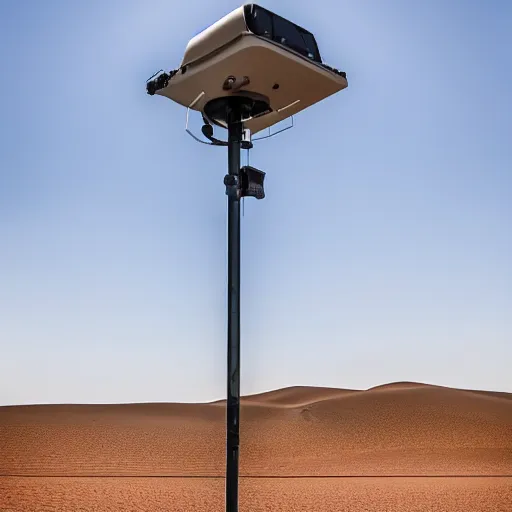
[0,0,510,405]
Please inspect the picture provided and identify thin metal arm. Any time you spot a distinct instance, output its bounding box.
[226,102,242,512]
[185,92,213,145]
[253,116,294,141]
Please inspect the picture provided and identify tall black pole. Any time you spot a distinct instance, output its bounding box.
[226,100,242,512]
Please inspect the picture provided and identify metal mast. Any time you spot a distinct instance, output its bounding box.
[225,100,242,512]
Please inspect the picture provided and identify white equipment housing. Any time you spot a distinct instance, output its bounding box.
[150,4,348,134]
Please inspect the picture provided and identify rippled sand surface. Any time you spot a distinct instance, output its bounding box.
[1,382,511,510]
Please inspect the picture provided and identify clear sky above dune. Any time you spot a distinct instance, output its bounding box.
[0,0,510,405]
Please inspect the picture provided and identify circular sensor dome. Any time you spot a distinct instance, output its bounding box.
[203,93,272,129]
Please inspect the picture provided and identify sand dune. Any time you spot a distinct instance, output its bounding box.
[1,382,511,511]
[1,382,511,478]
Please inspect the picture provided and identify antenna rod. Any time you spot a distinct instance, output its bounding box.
[226,100,242,512]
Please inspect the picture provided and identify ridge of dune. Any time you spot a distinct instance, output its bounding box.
[241,385,357,406]
[367,381,433,391]
[208,385,356,408]
[366,381,512,402]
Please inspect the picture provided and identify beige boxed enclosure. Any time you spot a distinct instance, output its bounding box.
[149,4,348,134]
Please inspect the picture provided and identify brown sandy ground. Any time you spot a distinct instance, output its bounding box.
[1,476,511,512]
[1,382,510,476]
[1,382,511,510]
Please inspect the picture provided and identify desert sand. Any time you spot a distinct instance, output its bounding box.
[1,381,511,511]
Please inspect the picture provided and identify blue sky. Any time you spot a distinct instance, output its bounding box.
[0,0,510,405]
